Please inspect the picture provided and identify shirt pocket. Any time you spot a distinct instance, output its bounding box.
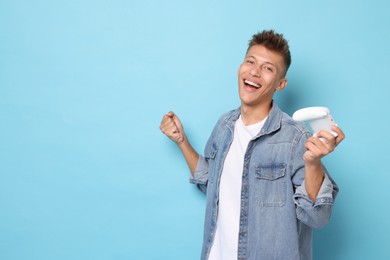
[254,163,287,207]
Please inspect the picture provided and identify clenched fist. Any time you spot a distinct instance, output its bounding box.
[159,111,199,174]
[159,111,186,145]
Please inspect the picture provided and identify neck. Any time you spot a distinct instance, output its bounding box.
[240,102,272,125]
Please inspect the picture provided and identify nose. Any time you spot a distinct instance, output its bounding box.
[249,66,260,77]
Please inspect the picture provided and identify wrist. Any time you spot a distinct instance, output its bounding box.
[177,135,189,149]
[305,160,324,178]
[305,159,322,169]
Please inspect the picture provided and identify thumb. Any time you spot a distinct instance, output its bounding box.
[166,111,175,118]
[166,111,183,131]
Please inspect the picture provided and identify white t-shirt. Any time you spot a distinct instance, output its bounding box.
[208,115,266,260]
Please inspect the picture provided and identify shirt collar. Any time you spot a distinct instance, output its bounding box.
[222,101,283,136]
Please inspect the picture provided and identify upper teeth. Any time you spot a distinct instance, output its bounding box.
[245,80,260,88]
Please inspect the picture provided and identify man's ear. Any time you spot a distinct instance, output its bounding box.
[276,78,288,91]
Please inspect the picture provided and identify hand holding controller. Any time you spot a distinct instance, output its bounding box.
[292,107,338,139]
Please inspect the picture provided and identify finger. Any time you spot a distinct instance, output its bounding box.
[304,141,323,162]
[162,124,179,136]
[171,114,183,131]
[304,149,320,163]
[160,116,174,128]
[307,135,325,147]
[166,111,175,118]
[161,112,174,125]
[306,136,332,156]
[160,111,175,125]
[305,140,321,155]
[163,111,183,131]
[331,125,345,145]
[316,131,337,145]
[160,117,178,134]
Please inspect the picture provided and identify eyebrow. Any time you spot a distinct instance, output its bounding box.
[246,55,276,67]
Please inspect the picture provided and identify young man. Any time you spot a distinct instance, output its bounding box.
[160,30,345,260]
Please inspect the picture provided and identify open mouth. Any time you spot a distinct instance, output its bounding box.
[244,79,261,89]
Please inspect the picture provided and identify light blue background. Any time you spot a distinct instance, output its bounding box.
[1,0,389,259]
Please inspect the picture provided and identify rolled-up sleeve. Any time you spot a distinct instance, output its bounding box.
[189,155,209,194]
[293,170,339,229]
[291,131,339,229]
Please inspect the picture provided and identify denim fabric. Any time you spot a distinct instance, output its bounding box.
[190,102,339,260]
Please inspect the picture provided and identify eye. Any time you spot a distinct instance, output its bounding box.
[263,66,273,72]
[246,59,255,64]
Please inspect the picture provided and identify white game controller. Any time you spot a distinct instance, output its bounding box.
[292,107,338,139]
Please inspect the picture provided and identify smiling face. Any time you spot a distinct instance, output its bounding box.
[238,44,288,109]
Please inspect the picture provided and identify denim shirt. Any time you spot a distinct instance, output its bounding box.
[190,103,339,260]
